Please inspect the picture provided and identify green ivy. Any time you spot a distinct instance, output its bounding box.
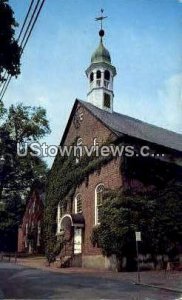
[44,136,181,263]
[44,139,114,261]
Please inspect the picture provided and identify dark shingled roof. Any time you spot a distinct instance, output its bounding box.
[78,100,182,152]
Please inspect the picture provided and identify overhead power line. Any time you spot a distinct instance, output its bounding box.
[17,0,35,42]
[0,76,11,100]
[22,0,46,52]
[20,0,42,49]
[0,0,46,101]
[0,0,35,89]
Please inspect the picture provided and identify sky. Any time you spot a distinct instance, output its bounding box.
[5,0,182,166]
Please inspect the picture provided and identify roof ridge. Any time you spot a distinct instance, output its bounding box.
[78,99,182,137]
[77,99,182,152]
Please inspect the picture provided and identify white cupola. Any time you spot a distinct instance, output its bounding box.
[85,20,116,113]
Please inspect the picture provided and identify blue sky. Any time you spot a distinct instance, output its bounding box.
[6,0,182,166]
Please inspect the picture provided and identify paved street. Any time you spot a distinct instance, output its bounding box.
[0,263,182,299]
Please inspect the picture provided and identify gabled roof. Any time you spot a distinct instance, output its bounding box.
[78,99,182,153]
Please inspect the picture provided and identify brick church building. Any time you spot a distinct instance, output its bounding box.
[47,22,182,270]
[18,183,45,254]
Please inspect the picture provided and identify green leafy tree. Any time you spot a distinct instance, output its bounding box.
[150,181,182,256]
[91,190,153,271]
[0,0,21,82]
[4,103,50,142]
[0,103,51,251]
[91,182,182,271]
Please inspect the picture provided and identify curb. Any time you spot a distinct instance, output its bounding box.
[134,282,182,294]
[7,261,182,294]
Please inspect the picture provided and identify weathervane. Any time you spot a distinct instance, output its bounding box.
[95,9,107,39]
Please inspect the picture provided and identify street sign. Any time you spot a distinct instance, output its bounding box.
[135,231,141,242]
[135,231,142,284]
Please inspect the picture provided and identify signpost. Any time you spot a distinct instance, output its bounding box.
[135,231,141,283]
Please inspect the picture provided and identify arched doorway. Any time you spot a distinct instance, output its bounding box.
[60,214,85,255]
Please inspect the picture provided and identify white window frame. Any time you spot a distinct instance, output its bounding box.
[95,183,104,225]
[76,138,83,164]
[25,223,28,248]
[57,202,61,234]
[57,202,64,234]
[75,193,82,214]
[93,138,99,151]
[32,201,35,213]
[37,221,41,246]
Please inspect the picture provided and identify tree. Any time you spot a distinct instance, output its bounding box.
[0,103,51,251]
[91,189,153,271]
[91,182,182,271]
[150,181,182,256]
[0,0,21,82]
[3,103,50,142]
[0,103,50,197]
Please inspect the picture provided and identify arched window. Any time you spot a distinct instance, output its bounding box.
[96,70,101,79]
[95,184,104,224]
[90,72,94,82]
[75,194,82,213]
[104,70,110,81]
[96,70,101,87]
[76,138,83,164]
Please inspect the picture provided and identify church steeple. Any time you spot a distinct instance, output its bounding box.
[85,10,116,113]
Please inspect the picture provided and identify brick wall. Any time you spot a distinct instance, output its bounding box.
[63,102,123,256]
[18,190,44,253]
[17,226,24,252]
[74,157,122,256]
[64,102,116,147]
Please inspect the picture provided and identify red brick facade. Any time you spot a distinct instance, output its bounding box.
[74,157,122,256]
[53,100,181,270]
[18,188,44,254]
[64,102,116,147]
[57,102,123,268]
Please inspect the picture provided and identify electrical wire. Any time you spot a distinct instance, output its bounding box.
[0,0,46,101]
[0,0,35,88]
[20,0,42,48]
[17,0,35,42]
[22,0,45,52]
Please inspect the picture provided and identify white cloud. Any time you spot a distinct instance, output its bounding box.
[177,0,182,3]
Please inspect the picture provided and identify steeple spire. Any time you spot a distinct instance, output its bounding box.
[85,10,116,113]
[95,9,107,42]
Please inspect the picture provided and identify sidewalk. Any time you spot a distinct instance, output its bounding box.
[16,256,182,293]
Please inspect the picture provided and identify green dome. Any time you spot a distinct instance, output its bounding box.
[91,40,111,64]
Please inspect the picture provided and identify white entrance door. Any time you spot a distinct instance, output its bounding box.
[74,228,82,254]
